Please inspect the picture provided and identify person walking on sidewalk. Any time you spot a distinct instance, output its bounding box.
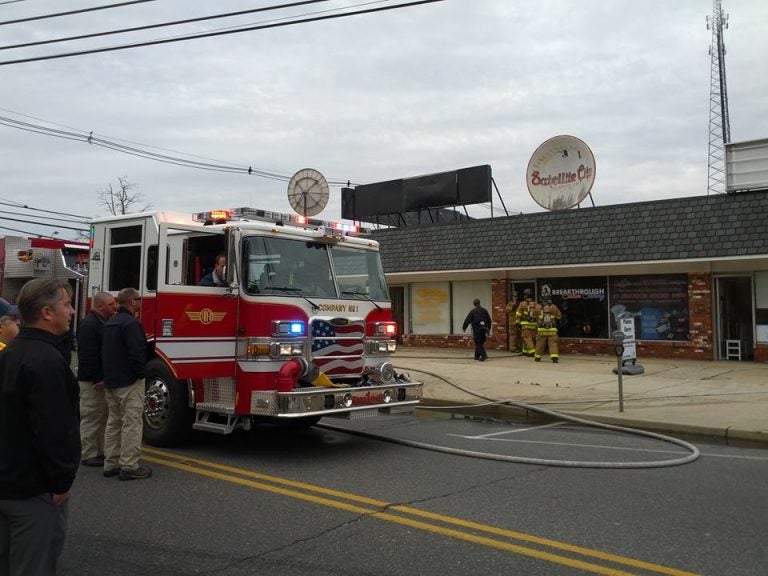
[534,295,562,363]
[102,288,151,481]
[516,289,538,357]
[505,291,521,353]
[76,291,117,467]
[0,278,80,576]
[462,298,492,361]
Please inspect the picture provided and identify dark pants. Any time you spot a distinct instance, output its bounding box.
[473,330,487,360]
[0,494,68,576]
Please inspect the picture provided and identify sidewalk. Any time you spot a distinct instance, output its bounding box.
[391,347,768,444]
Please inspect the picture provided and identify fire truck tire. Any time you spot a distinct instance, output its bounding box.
[143,359,193,447]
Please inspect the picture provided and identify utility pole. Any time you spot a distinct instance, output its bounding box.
[706,0,730,195]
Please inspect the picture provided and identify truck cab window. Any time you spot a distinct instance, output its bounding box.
[332,245,389,301]
[243,237,335,298]
[108,224,142,291]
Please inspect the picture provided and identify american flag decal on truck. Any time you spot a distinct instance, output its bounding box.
[311,318,365,376]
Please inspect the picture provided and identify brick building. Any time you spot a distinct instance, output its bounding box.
[371,190,768,362]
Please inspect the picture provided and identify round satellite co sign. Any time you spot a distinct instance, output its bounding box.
[526,135,596,210]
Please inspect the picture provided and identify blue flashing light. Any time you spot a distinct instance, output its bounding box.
[289,321,305,335]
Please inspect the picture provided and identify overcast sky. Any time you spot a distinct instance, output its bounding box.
[1,0,766,239]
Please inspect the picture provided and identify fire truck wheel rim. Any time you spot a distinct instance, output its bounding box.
[144,377,170,430]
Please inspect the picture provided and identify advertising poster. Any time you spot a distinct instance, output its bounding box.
[410,282,450,334]
[541,277,608,338]
[609,275,689,341]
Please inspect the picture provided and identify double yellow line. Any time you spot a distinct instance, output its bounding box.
[143,447,700,576]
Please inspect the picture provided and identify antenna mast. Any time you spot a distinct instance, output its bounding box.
[706,0,730,195]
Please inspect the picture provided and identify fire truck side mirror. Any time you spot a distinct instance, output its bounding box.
[225,228,237,286]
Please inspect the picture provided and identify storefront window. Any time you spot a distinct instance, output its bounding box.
[410,282,450,334]
[452,280,492,335]
[540,277,608,339]
[609,274,689,341]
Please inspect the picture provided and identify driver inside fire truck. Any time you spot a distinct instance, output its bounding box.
[198,252,226,287]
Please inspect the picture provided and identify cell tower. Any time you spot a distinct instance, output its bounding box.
[706,0,730,195]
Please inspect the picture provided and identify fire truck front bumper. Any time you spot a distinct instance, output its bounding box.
[249,382,423,418]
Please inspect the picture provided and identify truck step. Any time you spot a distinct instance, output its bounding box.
[192,411,239,435]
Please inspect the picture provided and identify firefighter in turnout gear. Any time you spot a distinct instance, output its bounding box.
[534,295,562,363]
[515,289,537,357]
[505,291,521,353]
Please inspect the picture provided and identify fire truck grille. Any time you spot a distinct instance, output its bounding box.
[310,318,365,377]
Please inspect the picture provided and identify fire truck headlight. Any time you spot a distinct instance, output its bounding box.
[382,389,393,403]
[342,392,353,408]
[368,340,396,354]
[275,342,304,357]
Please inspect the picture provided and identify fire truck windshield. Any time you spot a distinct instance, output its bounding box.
[243,236,389,301]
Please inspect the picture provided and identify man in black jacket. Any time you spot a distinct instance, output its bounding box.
[0,278,80,576]
[77,291,117,467]
[462,298,493,361]
[102,287,151,481]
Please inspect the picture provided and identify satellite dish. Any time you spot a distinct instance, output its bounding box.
[287,168,330,217]
[525,135,596,210]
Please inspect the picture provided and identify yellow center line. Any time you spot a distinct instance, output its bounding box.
[142,448,701,576]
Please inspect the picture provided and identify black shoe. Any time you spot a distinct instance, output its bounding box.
[82,455,105,467]
[103,468,120,478]
[479,357,486,362]
[552,358,559,363]
[119,466,152,481]
[534,357,541,362]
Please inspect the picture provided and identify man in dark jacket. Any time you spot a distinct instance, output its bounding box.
[462,298,493,361]
[199,253,226,287]
[102,287,151,481]
[0,278,80,576]
[77,291,117,466]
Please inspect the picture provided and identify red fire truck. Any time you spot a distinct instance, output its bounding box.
[87,207,422,446]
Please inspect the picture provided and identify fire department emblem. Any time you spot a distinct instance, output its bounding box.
[185,308,226,325]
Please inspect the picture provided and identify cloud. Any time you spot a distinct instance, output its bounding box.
[0,0,766,238]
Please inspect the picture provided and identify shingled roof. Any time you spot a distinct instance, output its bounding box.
[370,190,768,273]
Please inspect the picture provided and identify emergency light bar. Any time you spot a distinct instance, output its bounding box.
[192,207,368,236]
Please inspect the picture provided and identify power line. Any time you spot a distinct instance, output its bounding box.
[0,224,65,239]
[0,0,446,66]
[0,0,333,50]
[0,199,91,219]
[0,209,87,225]
[0,0,157,26]
[0,114,361,186]
[0,214,88,231]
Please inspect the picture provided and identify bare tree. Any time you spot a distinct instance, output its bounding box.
[98,176,152,216]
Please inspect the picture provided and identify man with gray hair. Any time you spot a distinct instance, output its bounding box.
[0,278,80,575]
[102,287,151,480]
[77,291,118,467]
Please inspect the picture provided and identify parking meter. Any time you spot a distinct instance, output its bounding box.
[612,331,625,412]
[612,330,625,357]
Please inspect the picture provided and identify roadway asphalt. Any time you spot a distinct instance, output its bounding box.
[391,346,768,445]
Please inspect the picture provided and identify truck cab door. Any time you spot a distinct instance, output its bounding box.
[154,222,238,380]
